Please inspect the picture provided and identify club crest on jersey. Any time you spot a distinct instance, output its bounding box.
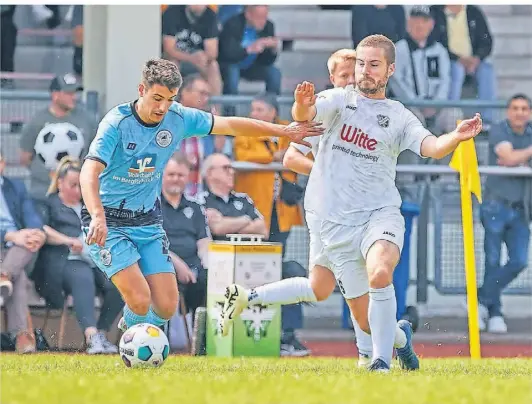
[377,114,390,128]
[183,206,194,219]
[233,200,243,210]
[156,130,172,148]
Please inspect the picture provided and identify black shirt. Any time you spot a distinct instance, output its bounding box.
[161,194,210,270]
[198,190,262,241]
[162,5,219,54]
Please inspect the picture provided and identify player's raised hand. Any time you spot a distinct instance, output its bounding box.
[85,215,108,248]
[294,81,317,107]
[282,121,324,147]
[455,113,483,141]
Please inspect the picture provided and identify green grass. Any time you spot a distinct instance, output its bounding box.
[1,355,531,404]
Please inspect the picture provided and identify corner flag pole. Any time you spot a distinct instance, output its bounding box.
[449,138,482,360]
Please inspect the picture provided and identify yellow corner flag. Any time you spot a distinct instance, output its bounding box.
[449,138,482,359]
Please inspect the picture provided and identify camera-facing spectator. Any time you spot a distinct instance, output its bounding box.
[199,153,268,240]
[162,153,211,315]
[219,6,281,115]
[162,5,222,96]
[19,74,97,201]
[390,6,462,136]
[479,94,532,333]
[430,5,496,125]
[351,5,406,48]
[0,152,46,354]
[32,157,123,353]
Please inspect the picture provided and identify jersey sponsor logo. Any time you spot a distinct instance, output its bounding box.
[128,154,157,174]
[340,124,378,151]
[156,130,173,148]
[377,114,390,128]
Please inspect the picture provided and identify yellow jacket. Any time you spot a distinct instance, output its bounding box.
[233,127,303,234]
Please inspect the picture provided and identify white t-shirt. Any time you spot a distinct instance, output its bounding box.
[296,86,432,226]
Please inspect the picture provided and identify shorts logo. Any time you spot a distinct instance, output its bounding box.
[156,130,172,148]
[183,206,194,219]
[337,279,346,295]
[99,248,112,266]
[233,200,243,210]
[383,231,396,238]
[377,114,390,128]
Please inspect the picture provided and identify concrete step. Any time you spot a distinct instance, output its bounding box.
[269,9,351,38]
[492,35,532,57]
[497,77,532,98]
[486,15,532,35]
[14,45,74,75]
[494,56,532,78]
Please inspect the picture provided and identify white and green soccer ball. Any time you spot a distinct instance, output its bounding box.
[119,323,170,368]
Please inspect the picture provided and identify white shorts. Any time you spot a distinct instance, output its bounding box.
[315,206,405,299]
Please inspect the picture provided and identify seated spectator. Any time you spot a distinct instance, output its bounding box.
[199,153,268,240]
[71,5,83,77]
[390,6,462,137]
[430,5,496,125]
[0,152,46,354]
[162,5,222,96]
[217,5,243,26]
[19,74,97,201]
[162,153,211,316]
[233,94,303,256]
[32,158,123,354]
[218,6,281,115]
[1,5,17,89]
[200,153,309,356]
[351,5,406,48]
[177,74,228,196]
[479,94,532,333]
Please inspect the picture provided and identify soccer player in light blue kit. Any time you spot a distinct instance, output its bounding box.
[80,59,323,331]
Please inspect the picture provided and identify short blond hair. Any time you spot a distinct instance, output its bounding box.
[327,49,357,75]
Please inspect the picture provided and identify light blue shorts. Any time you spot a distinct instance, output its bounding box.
[82,224,174,279]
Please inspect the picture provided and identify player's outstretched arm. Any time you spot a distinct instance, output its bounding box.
[80,159,107,246]
[283,145,314,175]
[211,116,323,148]
[292,81,318,122]
[420,113,483,159]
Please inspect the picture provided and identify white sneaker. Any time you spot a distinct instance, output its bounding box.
[358,354,371,368]
[219,284,248,337]
[488,316,508,334]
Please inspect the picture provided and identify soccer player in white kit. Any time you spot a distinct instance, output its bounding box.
[220,35,483,372]
[283,49,374,368]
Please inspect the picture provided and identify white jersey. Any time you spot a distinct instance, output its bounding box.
[305,86,432,226]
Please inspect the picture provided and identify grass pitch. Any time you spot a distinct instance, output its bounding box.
[1,355,531,404]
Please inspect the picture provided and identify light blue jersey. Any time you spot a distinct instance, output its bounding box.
[82,101,213,227]
[82,100,213,279]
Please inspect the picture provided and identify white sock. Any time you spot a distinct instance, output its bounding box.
[394,326,407,349]
[369,284,397,366]
[352,316,373,358]
[248,277,317,305]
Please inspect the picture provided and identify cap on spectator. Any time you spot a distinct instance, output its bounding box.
[253,93,279,114]
[50,73,83,93]
[410,5,431,18]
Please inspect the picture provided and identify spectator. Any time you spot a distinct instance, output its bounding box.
[201,153,309,356]
[479,94,532,333]
[31,5,61,29]
[327,49,356,89]
[217,5,243,26]
[32,157,123,353]
[162,153,211,316]
[200,153,268,240]
[219,6,281,115]
[233,94,303,256]
[19,74,97,201]
[162,5,222,96]
[71,5,83,77]
[0,152,46,354]
[0,5,16,89]
[430,5,496,125]
[351,5,406,48]
[390,6,462,136]
[177,74,227,196]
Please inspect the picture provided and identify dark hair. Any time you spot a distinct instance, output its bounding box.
[356,34,396,65]
[169,151,192,170]
[47,156,81,195]
[141,58,182,90]
[178,73,207,99]
[507,93,532,109]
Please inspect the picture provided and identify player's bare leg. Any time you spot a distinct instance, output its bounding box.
[111,263,151,331]
[366,240,419,371]
[220,265,335,337]
[145,273,179,327]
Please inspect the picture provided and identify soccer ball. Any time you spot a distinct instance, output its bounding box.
[119,323,170,368]
[34,122,85,170]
